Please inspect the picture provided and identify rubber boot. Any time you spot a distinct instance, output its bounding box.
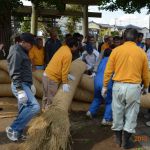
[115,131,122,147]
[123,131,134,149]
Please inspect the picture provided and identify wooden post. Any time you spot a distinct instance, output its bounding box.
[31,3,38,35]
[82,5,88,37]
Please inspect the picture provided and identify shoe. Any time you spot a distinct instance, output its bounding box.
[146,121,150,127]
[123,131,134,149]
[101,118,112,126]
[115,131,122,147]
[6,127,18,141]
[86,111,93,119]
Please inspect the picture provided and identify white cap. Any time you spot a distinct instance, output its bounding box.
[146,33,150,39]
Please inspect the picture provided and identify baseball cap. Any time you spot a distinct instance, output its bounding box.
[20,33,35,44]
[86,43,93,54]
[146,33,150,39]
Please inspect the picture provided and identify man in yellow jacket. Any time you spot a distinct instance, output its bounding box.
[29,37,45,70]
[42,38,78,110]
[102,28,149,149]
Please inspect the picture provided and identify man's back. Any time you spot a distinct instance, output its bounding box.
[104,41,149,87]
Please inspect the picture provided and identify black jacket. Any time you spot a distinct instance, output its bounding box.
[7,44,32,90]
[44,38,61,65]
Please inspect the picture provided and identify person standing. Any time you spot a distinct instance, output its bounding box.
[86,48,113,125]
[102,28,149,149]
[136,32,144,49]
[0,42,6,59]
[42,38,78,111]
[29,37,45,70]
[6,33,40,141]
[81,43,99,75]
[44,29,61,66]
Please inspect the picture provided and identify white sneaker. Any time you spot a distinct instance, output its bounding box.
[6,127,18,141]
[86,111,93,119]
[146,121,150,127]
[101,119,112,126]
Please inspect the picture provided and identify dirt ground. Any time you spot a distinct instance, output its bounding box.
[0,98,148,150]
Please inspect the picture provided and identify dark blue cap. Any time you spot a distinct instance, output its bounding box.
[20,33,35,44]
[86,43,93,54]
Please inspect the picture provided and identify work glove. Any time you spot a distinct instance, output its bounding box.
[31,84,36,96]
[62,84,70,92]
[18,90,28,105]
[101,87,107,98]
[90,72,96,78]
[141,87,148,95]
[68,74,75,81]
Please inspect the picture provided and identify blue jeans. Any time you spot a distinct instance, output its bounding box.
[35,65,44,70]
[10,82,40,136]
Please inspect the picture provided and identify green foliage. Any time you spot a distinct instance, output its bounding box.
[66,5,82,33]
[20,17,31,32]
[26,0,65,11]
[98,0,150,13]
[111,31,119,36]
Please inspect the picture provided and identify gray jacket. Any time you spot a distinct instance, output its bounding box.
[7,44,32,91]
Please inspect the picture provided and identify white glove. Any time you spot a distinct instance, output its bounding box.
[87,65,92,70]
[31,84,36,96]
[68,74,75,81]
[101,87,107,98]
[90,72,96,78]
[141,88,148,95]
[18,90,28,105]
[62,84,70,92]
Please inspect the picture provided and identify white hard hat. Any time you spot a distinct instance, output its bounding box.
[146,33,150,39]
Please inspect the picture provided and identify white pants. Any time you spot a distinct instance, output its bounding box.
[111,82,141,133]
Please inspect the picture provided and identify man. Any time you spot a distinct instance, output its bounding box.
[136,32,144,48]
[72,33,84,60]
[143,33,150,126]
[0,43,6,59]
[86,48,113,126]
[29,37,45,70]
[81,43,99,75]
[102,28,149,149]
[6,33,40,141]
[144,33,150,68]
[42,38,78,111]
[101,35,110,52]
[44,29,61,66]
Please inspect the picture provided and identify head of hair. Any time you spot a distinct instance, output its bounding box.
[66,37,78,48]
[113,36,121,41]
[103,48,112,57]
[20,33,35,44]
[65,33,72,40]
[36,37,42,42]
[138,32,144,38]
[104,35,109,42]
[73,33,81,41]
[15,35,21,43]
[123,28,138,42]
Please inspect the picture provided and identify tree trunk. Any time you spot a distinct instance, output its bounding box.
[0,1,11,59]
[31,2,38,35]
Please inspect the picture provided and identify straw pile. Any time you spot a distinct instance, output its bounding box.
[20,59,86,150]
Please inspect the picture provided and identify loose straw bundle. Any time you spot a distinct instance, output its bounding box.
[20,60,86,150]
